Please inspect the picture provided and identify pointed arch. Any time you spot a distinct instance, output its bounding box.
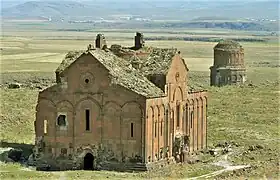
[164,103,171,155]
[104,101,122,117]
[160,104,165,134]
[189,99,194,153]
[55,100,74,131]
[122,101,143,158]
[75,97,101,135]
[148,106,154,119]
[147,106,154,162]
[156,105,160,119]
[122,101,143,117]
[196,98,201,151]
[172,86,184,101]
[200,97,204,149]
[185,100,190,136]
[36,99,56,137]
[75,97,101,113]
[36,98,56,111]
[103,101,122,139]
[57,100,74,112]
[154,105,159,136]
[203,96,208,149]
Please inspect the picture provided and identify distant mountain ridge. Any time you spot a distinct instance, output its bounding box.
[2,1,102,19]
[2,0,279,21]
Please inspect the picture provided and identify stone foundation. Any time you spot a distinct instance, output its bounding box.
[35,156,176,172]
[146,157,176,170]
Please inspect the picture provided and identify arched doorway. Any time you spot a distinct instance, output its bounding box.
[83,153,94,170]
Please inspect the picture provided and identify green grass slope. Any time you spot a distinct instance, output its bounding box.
[0,28,279,179]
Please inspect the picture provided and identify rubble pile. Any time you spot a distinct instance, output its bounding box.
[55,50,84,73]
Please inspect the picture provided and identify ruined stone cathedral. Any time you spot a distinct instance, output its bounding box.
[34,33,208,171]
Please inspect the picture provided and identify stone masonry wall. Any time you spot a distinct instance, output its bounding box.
[144,53,208,164]
[211,46,246,86]
[35,53,146,170]
[35,49,208,171]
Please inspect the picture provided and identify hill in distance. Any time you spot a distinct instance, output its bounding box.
[1,0,279,21]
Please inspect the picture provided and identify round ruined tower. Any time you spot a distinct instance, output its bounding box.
[210,40,246,86]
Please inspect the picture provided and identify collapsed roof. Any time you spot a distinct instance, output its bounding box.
[55,49,166,98]
[56,50,84,74]
[109,45,178,76]
[54,29,190,98]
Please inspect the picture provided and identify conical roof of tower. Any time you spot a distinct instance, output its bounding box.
[214,40,242,50]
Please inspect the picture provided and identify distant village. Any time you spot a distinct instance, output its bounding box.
[38,15,278,24]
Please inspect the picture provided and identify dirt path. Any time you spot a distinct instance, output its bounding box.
[186,164,250,180]
[186,154,250,180]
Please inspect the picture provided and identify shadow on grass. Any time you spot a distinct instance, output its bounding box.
[0,141,34,166]
[0,141,34,150]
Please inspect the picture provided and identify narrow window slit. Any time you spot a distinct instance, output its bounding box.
[86,109,90,131]
[131,123,134,137]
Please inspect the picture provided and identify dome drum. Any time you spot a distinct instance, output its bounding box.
[210,40,246,86]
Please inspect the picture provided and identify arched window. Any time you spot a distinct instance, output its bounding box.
[176,104,180,128]
[190,111,194,129]
[44,120,48,134]
[85,109,90,131]
[131,123,134,138]
[57,115,66,126]
[165,108,169,145]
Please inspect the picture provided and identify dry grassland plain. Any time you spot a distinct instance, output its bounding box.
[0,22,279,179]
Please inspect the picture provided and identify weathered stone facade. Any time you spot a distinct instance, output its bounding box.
[34,33,208,171]
[210,40,246,86]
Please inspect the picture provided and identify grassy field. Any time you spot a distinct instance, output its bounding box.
[0,23,279,179]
